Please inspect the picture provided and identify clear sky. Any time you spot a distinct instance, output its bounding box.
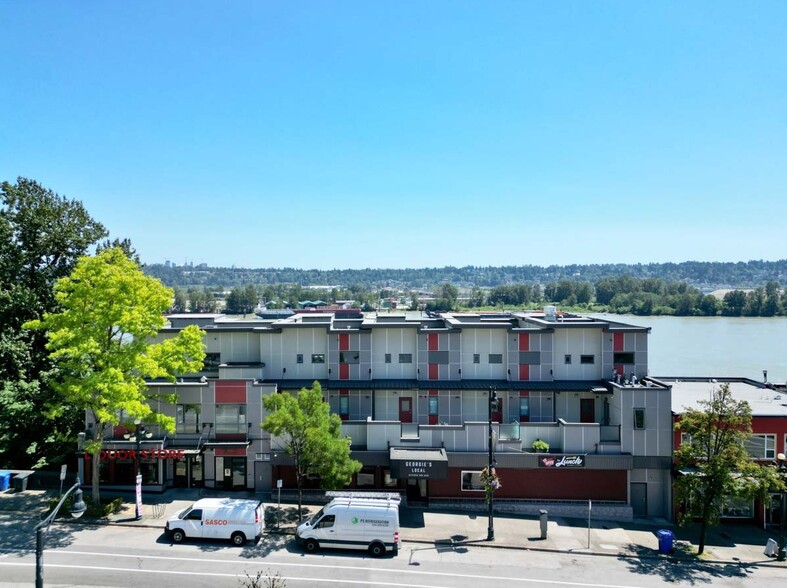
[2,1,786,270]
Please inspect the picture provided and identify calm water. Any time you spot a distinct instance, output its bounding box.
[593,314,787,383]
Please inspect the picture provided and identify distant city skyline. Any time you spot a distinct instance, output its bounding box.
[2,2,786,270]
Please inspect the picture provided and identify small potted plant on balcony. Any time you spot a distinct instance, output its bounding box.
[531,439,550,453]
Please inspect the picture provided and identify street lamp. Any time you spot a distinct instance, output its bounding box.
[777,452,786,562]
[487,385,498,541]
[124,419,152,520]
[35,476,86,588]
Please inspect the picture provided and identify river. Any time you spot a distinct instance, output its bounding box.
[592,314,787,383]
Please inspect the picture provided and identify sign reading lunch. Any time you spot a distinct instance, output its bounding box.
[538,455,586,468]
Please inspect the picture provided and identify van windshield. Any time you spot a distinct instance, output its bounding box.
[178,507,192,520]
[308,508,324,525]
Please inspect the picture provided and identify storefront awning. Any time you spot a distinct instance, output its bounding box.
[389,447,448,480]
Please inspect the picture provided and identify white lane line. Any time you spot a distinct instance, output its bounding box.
[0,553,646,588]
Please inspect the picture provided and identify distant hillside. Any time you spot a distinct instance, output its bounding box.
[144,260,787,290]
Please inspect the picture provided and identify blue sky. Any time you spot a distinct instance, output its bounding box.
[2,1,786,270]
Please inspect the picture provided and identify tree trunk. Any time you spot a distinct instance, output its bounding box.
[91,445,101,507]
[697,506,709,555]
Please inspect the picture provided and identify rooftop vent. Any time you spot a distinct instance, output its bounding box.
[543,306,557,321]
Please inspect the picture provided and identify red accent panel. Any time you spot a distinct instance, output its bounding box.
[519,334,529,351]
[429,415,438,425]
[519,365,529,381]
[613,364,624,377]
[613,333,625,352]
[216,381,246,403]
[519,391,529,397]
[428,364,439,380]
[215,447,247,456]
[339,364,350,379]
[428,333,439,351]
[429,389,438,396]
[340,389,349,396]
[339,333,350,351]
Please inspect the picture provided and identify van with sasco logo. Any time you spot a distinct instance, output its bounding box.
[295,493,400,557]
[165,498,264,546]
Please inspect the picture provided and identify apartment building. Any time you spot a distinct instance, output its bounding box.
[80,308,673,520]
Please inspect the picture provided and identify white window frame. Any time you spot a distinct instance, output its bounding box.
[461,470,485,492]
[744,434,775,459]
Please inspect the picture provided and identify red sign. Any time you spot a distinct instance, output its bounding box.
[85,449,185,461]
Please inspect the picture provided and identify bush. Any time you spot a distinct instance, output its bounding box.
[531,439,550,453]
[47,494,123,518]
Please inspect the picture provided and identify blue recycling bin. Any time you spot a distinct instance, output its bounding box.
[0,471,11,491]
[656,529,674,554]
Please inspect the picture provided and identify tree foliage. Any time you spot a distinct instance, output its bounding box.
[262,382,361,517]
[25,248,205,503]
[674,383,784,554]
[0,177,107,468]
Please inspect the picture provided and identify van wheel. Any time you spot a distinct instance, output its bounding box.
[304,539,319,553]
[368,542,385,557]
[171,529,186,543]
[231,532,246,546]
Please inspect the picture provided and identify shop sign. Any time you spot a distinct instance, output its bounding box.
[85,449,185,462]
[538,455,585,468]
[390,459,448,480]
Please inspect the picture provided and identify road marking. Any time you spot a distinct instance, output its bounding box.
[0,552,646,588]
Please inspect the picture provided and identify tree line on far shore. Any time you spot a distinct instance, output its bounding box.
[169,276,787,318]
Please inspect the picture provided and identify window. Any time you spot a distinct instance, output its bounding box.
[528,391,554,423]
[339,352,359,364]
[185,508,203,521]
[744,434,775,459]
[428,350,449,364]
[473,353,480,364]
[176,404,201,434]
[519,397,530,422]
[339,396,350,419]
[384,353,391,364]
[356,466,375,487]
[519,351,540,365]
[296,354,304,364]
[316,514,335,529]
[428,396,439,417]
[461,471,485,491]
[614,352,635,364]
[215,404,247,434]
[721,496,754,518]
[311,354,325,364]
[203,353,220,373]
[564,354,572,365]
[488,354,503,364]
[398,353,413,364]
[633,408,645,430]
[580,355,595,365]
[680,432,692,446]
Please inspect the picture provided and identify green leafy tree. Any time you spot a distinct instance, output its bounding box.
[262,382,361,518]
[25,248,205,504]
[0,177,107,468]
[674,383,784,555]
[171,287,188,313]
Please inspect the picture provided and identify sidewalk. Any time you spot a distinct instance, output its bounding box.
[2,487,783,567]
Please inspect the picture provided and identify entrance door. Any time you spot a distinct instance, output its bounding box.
[399,397,413,423]
[216,457,246,490]
[631,482,647,516]
[190,455,203,488]
[174,458,187,488]
[580,398,595,423]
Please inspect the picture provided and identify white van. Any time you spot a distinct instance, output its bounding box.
[295,494,400,557]
[165,498,264,546]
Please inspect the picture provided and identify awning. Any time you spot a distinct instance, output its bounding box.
[389,447,448,480]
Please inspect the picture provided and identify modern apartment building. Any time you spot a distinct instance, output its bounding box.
[79,308,674,520]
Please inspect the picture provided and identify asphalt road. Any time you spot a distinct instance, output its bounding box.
[0,515,784,587]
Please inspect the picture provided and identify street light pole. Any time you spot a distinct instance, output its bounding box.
[777,452,786,562]
[124,420,152,521]
[35,476,86,588]
[487,385,497,541]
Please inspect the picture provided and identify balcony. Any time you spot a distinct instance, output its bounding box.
[337,418,624,455]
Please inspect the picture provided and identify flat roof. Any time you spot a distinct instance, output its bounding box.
[657,377,787,417]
